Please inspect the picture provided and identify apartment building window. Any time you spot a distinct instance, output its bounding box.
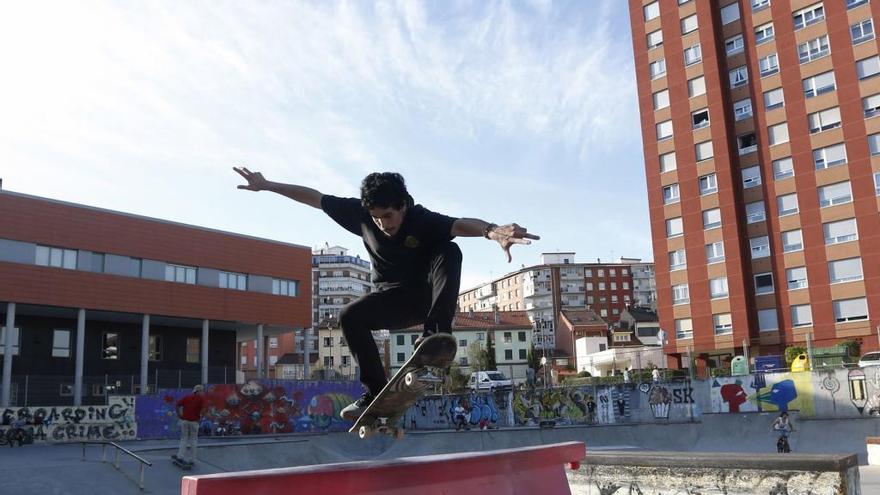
[829,258,863,284]
[869,134,880,155]
[149,334,163,361]
[725,34,745,56]
[672,284,690,305]
[787,267,809,290]
[824,218,858,245]
[660,152,677,173]
[396,335,404,346]
[764,88,784,110]
[835,298,869,322]
[758,309,779,332]
[738,133,757,155]
[710,277,729,299]
[35,245,77,270]
[657,120,673,141]
[730,66,749,87]
[773,157,794,180]
[649,59,666,80]
[777,193,799,217]
[102,332,119,360]
[586,282,594,290]
[791,305,813,327]
[669,249,687,271]
[219,271,248,291]
[666,217,684,238]
[782,229,804,252]
[814,143,847,169]
[799,35,830,64]
[721,3,741,24]
[273,279,298,297]
[663,184,680,204]
[809,107,842,134]
[755,23,774,45]
[675,318,693,340]
[875,173,880,195]
[681,14,698,35]
[803,71,836,98]
[759,54,779,76]
[864,94,880,117]
[752,0,770,11]
[695,141,714,162]
[703,209,722,230]
[647,30,663,50]
[186,338,200,363]
[653,89,670,110]
[755,273,774,295]
[692,109,709,129]
[599,282,606,290]
[734,99,752,121]
[503,332,512,344]
[611,282,617,290]
[853,19,875,44]
[699,174,718,195]
[742,165,761,189]
[793,4,825,30]
[706,242,725,263]
[848,0,869,8]
[713,313,733,335]
[768,122,789,145]
[643,1,660,21]
[857,56,880,79]
[519,331,527,342]
[688,76,706,97]
[746,201,766,224]
[166,264,196,284]
[684,44,702,66]
[818,181,853,207]
[52,329,71,358]
[750,236,770,259]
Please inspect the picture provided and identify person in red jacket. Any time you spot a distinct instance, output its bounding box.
[173,384,207,466]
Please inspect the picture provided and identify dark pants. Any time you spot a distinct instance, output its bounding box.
[339,242,462,395]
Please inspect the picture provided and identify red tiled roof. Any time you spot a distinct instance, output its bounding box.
[400,310,533,331]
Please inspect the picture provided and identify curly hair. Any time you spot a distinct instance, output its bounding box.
[360,172,413,209]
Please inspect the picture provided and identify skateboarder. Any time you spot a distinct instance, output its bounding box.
[234,167,539,420]
[173,384,207,467]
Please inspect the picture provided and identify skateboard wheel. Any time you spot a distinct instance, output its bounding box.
[359,425,372,439]
[404,372,416,388]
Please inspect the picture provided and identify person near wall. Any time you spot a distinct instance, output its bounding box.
[173,384,207,466]
[651,366,660,383]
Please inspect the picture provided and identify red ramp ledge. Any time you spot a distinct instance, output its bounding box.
[181,441,585,495]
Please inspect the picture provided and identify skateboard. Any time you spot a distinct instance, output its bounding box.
[171,456,192,470]
[350,333,457,439]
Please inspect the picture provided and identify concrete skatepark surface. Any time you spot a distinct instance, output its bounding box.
[1,413,879,494]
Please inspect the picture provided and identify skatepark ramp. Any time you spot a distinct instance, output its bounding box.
[180,441,585,495]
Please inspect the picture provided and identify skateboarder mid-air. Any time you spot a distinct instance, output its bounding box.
[234,167,539,420]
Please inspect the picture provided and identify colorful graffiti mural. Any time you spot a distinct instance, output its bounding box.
[0,396,137,443]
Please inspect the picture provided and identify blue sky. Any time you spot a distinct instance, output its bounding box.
[0,0,650,290]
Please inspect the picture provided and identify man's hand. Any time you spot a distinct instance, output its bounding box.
[487,223,540,263]
[234,166,270,192]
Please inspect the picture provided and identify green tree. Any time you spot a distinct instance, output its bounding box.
[784,345,807,364]
[527,343,539,370]
[446,363,469,392]
[468,341,489,371]
[486,332,497,370]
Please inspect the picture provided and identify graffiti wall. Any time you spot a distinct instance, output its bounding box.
[135,380,363,439]
[0,396,137,443]
[405,391,513,430]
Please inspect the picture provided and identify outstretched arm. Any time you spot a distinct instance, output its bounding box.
[452,218,540,263]
[233,167,324,209]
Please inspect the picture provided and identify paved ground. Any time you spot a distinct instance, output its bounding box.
[0,414,877,494]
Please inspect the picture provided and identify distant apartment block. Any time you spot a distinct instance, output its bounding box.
[311,244,372,326]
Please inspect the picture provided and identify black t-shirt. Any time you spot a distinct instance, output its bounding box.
[320,195,458,286]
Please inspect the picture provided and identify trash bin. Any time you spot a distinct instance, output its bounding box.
[731,356,748,376]
[790,353,809,373]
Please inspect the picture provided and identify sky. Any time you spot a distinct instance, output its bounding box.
[0,0,650,291]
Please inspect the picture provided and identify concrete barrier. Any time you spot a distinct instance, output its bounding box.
[181,441,585,495]
[568,450,860,495]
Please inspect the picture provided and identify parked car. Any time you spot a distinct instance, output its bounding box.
[468,371,513,392]
[858,352,880,368]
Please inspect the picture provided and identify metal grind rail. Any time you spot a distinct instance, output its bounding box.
[80,440,153,490]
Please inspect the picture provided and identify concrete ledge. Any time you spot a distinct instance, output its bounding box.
[569,451,860,495]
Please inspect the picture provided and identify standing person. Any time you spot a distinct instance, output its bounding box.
[651,366,661,383]
[623,367,631,385]
[234,168,539,419]
[772,412,795,453]
[586,396,597,425]
[174,384,207,467]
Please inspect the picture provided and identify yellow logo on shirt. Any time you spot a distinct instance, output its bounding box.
[404,235,420,248]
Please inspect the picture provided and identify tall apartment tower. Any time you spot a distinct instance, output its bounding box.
[311,244,372,327]
[629,0,880,370]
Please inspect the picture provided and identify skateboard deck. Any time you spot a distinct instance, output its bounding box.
[350,333,457,439]
[171,456,192,470]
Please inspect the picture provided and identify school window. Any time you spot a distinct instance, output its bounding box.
[758,309,779,332]
[764,87,784,110]
[647,30,663,50]
[768,122,789,146]
[720,3,740,24]
[272,278,298,297]
[773,157,794,180]
[750,236,770,259]
[649,59,666,80]
[219,271,248,291]
[835,298,869,322]
[668,249,687,271]
[869,134,880,155]
[672,284,690,305]
[706,242,725,263]
[684,44,702,66]
[793,3,825,30]
[813,143,847,169]
[643,1,659,21]
[662,184,680,205]
[791,305,813,327]
[864,94,880,118]
[803,71,836,98]
[702,208,722,230]
[823,218,858,245]
[808,107,841,134]
[35,245,78,270]
[734,99,752,121]
[149,334,163,361]
[742,165,761,189]
[755,23,774,45]
[857,56,880,80]
[782,229,803,253]
[752,0,770,11]
[681,14,698,35]
[725,34,744,56]
[759,54,779,76]
[729,66,749,88]
[754,273,774,295]
[666,217,683,238]
[818,181,853,208]
[692,109,709,129]
[164,263,196,284]
[777,194,799,217]
[746,201,766,224]
[787,267,809,290]
[186,337,200,364]
[270,337,279,348]
[713,313,733,335]
[0,326,20,356]
[653,89,669,110]
[656,120,673,140]
[688,76,706,97]
[852,19,875,44]
[738,133,757,155]
[709,277,729,299]
[102,332,119,360]
[675,319,693,340]
[829,258,863,284]
[695,141,714,162]
[848,0,868,8]
[52,329,71,358]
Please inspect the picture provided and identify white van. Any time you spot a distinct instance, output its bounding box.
[468,371,513,392]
